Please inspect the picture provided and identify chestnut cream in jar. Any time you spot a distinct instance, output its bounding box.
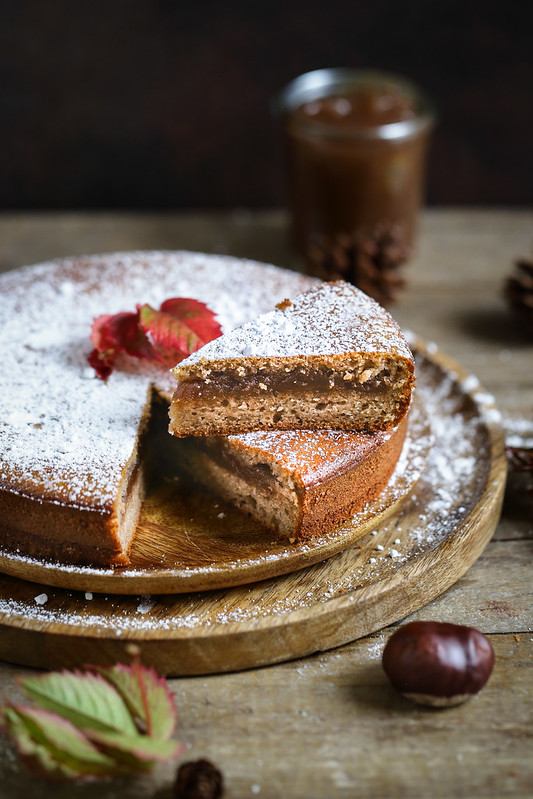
[276,69,435,265]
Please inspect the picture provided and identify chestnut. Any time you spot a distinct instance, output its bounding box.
[382,621,495,707]
[174,758,223,799]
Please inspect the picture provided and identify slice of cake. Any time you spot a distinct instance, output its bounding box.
[172,416,409,541]
[169,281,415,437]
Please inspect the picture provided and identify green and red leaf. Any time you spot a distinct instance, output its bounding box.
[86,729,184,772]
[19,670,138,735]
[95,662,177,740]
[3,704,121,781]
[2,661,184,782]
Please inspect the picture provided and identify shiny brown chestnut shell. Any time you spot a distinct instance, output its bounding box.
[174,758,223,799]
[382,621,495,707]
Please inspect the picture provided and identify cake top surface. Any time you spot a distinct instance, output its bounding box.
[172,281,413,372]
[0,251,316,509]
[226,425,395,486]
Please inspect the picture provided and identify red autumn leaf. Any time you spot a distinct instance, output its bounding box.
[88,310,157,379]
[88,298,221,379]
[87,347,116,381]
[138,298,222,367]
[90,311,156,360]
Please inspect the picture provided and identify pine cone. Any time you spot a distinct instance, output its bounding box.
[504,257,533,334]
[307,222,412,306]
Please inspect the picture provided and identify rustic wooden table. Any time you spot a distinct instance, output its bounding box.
[0,209,531,798]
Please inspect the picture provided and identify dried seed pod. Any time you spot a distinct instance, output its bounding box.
[382,621,495,707]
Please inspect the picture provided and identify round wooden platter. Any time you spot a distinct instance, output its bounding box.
[0,395,430,597]
[0,343,507,676]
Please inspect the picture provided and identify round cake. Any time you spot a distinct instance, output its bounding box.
[0,251,409,568]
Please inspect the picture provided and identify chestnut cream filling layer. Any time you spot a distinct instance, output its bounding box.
[194,438,302,498]
[174,361,408,403]
[179,437,301,537]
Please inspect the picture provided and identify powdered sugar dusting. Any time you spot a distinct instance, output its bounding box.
[175,281,413,368]
[407,365,491,549]
[503,415,533,449]
[34,593,48,605]
[0,251,315,509]
[137,596,156,614]
[232,426,397,485]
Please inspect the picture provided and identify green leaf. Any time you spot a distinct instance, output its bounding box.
[87,728,185,773]
[95,663,177,740]
[3,705,121,781]
[4,662,183,782]
[20,670,138,736]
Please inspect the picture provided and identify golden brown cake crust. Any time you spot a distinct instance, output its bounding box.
[296,416,408,539]
[0,490,127,567]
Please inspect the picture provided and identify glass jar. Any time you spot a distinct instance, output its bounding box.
[274,69,435,267]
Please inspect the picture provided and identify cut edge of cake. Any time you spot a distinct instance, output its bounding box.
[169,281,415,438]
[171,413,409,542]
[0,389,155,568]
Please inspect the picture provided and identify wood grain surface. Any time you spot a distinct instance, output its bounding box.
[0,210,531,799]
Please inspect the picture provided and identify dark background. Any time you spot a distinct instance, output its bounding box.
[0,0,531,210]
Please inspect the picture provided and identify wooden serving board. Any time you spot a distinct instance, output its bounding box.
[0,343,506,675]
[0,393,430,596]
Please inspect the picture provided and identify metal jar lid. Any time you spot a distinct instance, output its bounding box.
[273,68,436,141]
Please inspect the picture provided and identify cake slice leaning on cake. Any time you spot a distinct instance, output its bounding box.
[171,419,409,542]
[168,280,415,541]
[169,281,415,438]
